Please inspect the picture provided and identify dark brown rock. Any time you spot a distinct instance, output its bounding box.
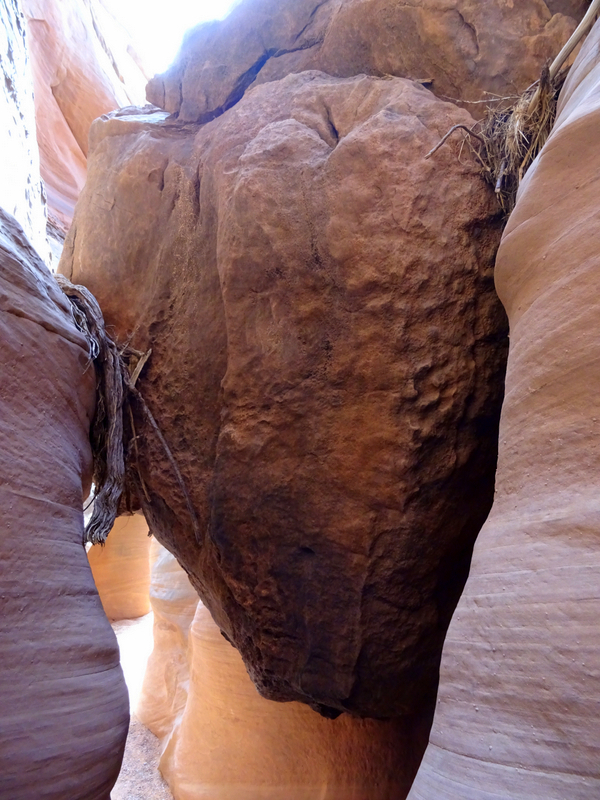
[61,71,508,718]
[147,0,583,123]
[0,208,129,798]
[546,0,590,16]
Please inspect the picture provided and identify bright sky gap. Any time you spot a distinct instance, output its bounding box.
[103,0,240,75]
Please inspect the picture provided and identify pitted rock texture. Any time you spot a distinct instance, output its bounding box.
[61,71,508,719]
[408,16,600,800]
[146,0,584,123]
[21,0,146,230]
[88,514,151,621]
[0,0,46,255]
[0,208,129,799]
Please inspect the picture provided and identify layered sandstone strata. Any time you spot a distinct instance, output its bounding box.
[408,15,600,800]
[60,70,508,719]
[0,207,129,799]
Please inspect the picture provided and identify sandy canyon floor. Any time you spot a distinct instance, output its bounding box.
[111,615,174,800]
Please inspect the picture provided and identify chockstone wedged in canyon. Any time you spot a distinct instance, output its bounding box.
[58,0,594,728]
[61,66,510,720]
[2,0,599,796]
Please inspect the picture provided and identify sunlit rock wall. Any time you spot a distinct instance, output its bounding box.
[0,0,46,256]
[88,514,151,621]
[21,0,147,233]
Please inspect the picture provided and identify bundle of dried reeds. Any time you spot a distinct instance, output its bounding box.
[55,275,201,546]
[55,275,129,544]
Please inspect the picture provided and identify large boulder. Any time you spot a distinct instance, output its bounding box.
[147,0,585,122]
[0,208,129,799]
[408,16,600,800]
[60,71,508,719]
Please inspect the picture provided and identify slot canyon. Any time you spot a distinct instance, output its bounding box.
[1,1,600,798]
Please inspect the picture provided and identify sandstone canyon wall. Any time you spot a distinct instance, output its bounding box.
[0,0,46,256]
[0,0,146,265]
[87,513,151,621]
[20,0,597,796]
[60,69,509,722]
[408,14,600,800]
[137,540,199,743]
[21,0,146,237]
[0,207,129,799]
[139,545,429,800]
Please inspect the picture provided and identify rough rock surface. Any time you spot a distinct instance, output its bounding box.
[61,73,506,716]
[408,17,600,800]
[0,208,129,799]
[88,513,151,621]
[0,0,47,256]
[61,73,505,716]
[21,0,146,230]
[61,71,508,719]
[147,0,585,123]
[137,541,199,742]
[160,602,430,800]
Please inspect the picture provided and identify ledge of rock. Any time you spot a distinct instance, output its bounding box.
[146,0,586,123]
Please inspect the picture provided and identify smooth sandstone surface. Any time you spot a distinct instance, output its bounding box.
[147,0,584,122]
[21,0,146,229]
[61,71,508,718]
[408,16,600,800]
[137,541,199,741]
[0,208,129,799]
[88,513,151,621]
[161,602,429,800]
[0,0,47,256]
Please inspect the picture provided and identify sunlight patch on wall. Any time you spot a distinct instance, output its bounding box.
[102,0,240,75]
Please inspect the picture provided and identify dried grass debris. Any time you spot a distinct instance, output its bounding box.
[426,0,600,213]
